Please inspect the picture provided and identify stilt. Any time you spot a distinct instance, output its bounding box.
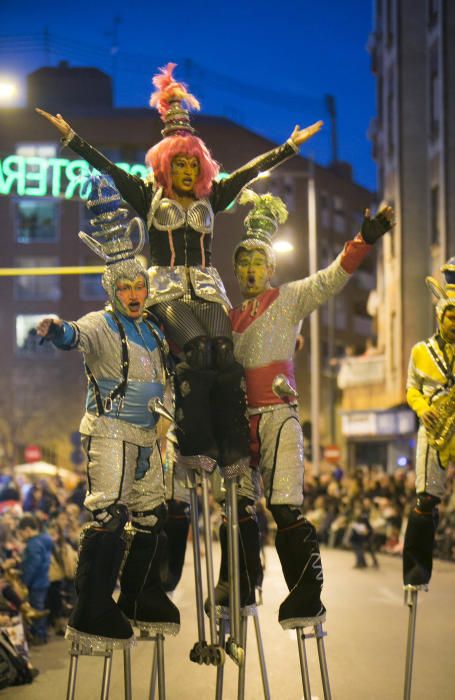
[181,455,225,667]
[403,584,427,700]
[295,621,332,700]
[138,628,167,700]
[215,604,270,699]
[65,636,133,700]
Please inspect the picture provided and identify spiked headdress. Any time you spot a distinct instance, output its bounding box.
[78,175,148,305]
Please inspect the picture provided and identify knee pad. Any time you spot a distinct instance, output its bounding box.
[183,336,211,370]
[212,337,235,371]
[131,502,168,533]
[416,492,440,514]
[269,504,304,530]
[92,503,129,534]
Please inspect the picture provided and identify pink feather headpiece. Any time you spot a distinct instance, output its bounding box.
[150,63,200,136]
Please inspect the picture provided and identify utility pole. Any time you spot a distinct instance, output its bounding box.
[325,94,339,165]
[308,164,321,476]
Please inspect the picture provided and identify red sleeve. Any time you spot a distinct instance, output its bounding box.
[340,233,373,274]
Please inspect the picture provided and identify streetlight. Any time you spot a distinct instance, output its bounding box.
[0,78,18,104]
[273,240,294,253]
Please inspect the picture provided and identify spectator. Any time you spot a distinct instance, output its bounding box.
[16,516,53,644]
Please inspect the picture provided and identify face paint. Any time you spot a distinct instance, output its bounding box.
[114,275,148,318]
[171,154,200,194]
[440,307,455,343]
[235,249,273,299]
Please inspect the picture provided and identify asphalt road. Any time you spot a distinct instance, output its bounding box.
[4,545,455,700]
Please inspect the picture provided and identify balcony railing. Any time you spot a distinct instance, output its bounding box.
[337,353,385,389]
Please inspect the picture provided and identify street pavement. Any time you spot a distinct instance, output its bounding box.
[4,544,455,700]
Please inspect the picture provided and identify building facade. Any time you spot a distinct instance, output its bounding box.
[0,63,374,469]
[339,0,455,470]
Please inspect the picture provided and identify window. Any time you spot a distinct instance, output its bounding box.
[429,42,440,138]
[387,68,394,156]
[333,196,346,234]
[428,0,438,27]
[430,185,440,245]
[16,143,57,158]
[14,257,61,301]
[15,314,56,356]
[14,198,59,243]
[319,192,330,228]
[79,256,105,301]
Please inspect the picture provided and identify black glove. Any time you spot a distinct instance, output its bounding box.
[38,320,65,345]
[361,209,393,244]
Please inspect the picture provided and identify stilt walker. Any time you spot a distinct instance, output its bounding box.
[37,175,179,700]
[214,190,394,697]
[37,68,323,677]
[401,259,455,700]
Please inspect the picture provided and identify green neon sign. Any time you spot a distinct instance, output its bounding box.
[0,155,150,200]
[0,155,232,204]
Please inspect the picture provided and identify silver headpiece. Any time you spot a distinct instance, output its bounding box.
[78,175,148,304]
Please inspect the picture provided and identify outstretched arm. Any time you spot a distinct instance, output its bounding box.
[36,108,149,218]
[212,120,323,212]
[287,206,395,321]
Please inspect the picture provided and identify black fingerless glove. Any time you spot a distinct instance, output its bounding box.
[38,320,65,344]
[361,211,392,244]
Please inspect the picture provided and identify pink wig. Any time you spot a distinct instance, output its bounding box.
[146,134,219,199]
[147,63,219,198]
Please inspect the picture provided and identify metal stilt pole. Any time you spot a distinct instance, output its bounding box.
[237,610,249,700]
[66,642,79,700]
[215,617,227,700]
[296,628,312,700]
[100,651,113,700]
[123,647,132,700]
[184,459,224,666]
[225,476,244,666]
[315,623,332,700]
[403,584,426,700]
[188,471,207,659]
[156,634,166,700]
[201,470,218,647]
[149,642,158,700]
[253,609,271,700]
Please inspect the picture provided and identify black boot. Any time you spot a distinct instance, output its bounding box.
[212,501,261,609]
[275,519,326,629]
[67,527,133,645]
[211,360,250,468]
[118,530,180,635]
[174,362,219,461]
[403,509,437,586]
[161,500,190,592]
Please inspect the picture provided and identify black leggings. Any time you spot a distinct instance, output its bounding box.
[152,295,232,351]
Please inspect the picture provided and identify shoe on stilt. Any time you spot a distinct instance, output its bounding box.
[66,527,134,649]
[209,501,261,611]
[161,499,190,593]
[118,530,180,636]
[211,357,250,469]
[275,519,326,629]
[403,508,436,586]
[174,360,219,462]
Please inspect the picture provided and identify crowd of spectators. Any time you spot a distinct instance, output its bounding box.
[0,461,454,688]
[0,471,86,688]
[301,463,455,569]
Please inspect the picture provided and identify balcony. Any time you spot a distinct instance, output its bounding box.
[337,353,385,389]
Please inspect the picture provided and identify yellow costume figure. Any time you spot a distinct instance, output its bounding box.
[403,258,455,585]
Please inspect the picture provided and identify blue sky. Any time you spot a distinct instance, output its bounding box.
[0,0,377,190]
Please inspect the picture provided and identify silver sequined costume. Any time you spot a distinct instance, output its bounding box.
[230,235,372,506]
[53,309,167,529]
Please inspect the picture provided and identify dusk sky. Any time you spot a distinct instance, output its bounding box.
[0,0,377,190]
